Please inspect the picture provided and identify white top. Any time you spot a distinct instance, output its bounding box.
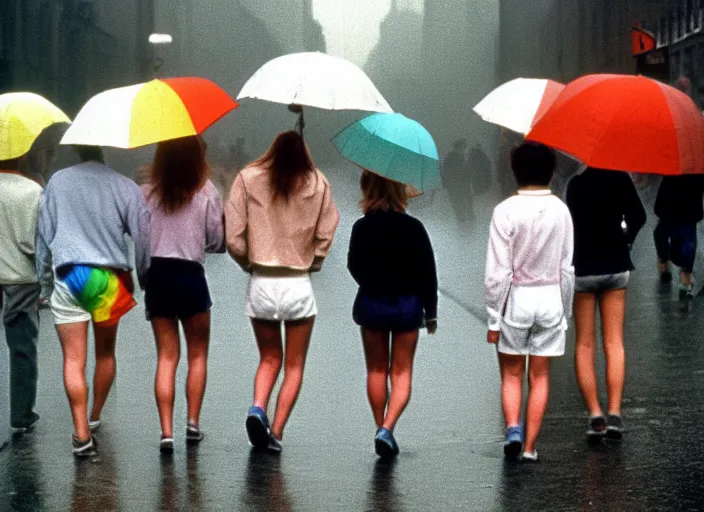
[142,179,225,264]
[484,190,575,331]
[0,172,42,285]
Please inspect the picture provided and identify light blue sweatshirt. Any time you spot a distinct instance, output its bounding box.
[36,161,151,293]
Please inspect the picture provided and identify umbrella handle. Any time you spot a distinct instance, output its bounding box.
[296,110,305,137]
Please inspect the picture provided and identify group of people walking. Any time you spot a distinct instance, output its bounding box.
[1,130,439,460]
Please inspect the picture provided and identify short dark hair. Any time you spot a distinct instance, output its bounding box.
[511,142,556,187]
[73,145,105,164]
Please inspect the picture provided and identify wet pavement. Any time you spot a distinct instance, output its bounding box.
[2,166,704,511]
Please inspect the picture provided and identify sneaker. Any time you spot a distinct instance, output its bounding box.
[504,425,523,460]
[679,286,695,301]
[521,451,539,462]
[660,270,673,284]
[587,416,607,443]
[72,435,97,458]
[606,414,625,441]
[160,436,174,455]
[186,423,204,445]
[246,406,270,449]
[266,433,283,453]
[89,420,101,433]
[374,428,399,459]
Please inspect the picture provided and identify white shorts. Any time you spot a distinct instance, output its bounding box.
[498,284,567,357]
[245,273,317,321]
[50,278,92,325]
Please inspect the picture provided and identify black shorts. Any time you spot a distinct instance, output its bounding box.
[353,292,424,332]
[145,257,212,320]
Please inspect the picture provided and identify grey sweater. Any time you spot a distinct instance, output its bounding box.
[36,162,151,293]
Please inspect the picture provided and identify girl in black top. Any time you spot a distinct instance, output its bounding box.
[347,170,438,459]
[566,168,646,442]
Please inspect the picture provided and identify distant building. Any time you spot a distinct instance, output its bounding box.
[0,0,155,114]
[498,0,703,105]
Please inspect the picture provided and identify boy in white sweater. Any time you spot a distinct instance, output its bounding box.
[484,142,574,461]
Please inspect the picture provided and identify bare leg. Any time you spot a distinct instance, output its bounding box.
[56,322,90,440]
[523,356,551,454]
[152,318,180,438]
[251,319,284,411]
[183,312,211,426]
[382,330,419,430]
[599,289,626,416]
[498,353,525,428]
[361,328,391,428]
[90,322,119,422]
[270,317,314,440]
[574,292,602,417]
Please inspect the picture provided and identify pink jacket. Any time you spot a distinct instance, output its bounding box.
[225,165,339,271]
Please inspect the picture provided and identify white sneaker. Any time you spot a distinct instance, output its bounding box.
[89,420,101,432]
[521,451,538,462]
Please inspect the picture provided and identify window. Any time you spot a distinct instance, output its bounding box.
[694,0,702,31]
[672,10,679,41]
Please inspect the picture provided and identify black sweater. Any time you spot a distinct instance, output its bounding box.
[347,210,438,319]
[566,169,647,277]
[654,175,704,223]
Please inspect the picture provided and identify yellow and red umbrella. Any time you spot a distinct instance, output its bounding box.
[61,77,238,149]
[0,92,71,161]
[526,74,704,175]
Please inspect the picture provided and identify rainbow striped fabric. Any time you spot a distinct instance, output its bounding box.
[63,266,136,326]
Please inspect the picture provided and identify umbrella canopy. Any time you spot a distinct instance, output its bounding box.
[332,113,440,192]
[61,77,238,149]
[526,74,704,175]
[0,93,71,161]
[473,78,564,135]
[237,52,393,113]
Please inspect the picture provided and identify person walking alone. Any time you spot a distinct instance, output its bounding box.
[36,146,150,457]
[142,136,225,454]
[566,168,646,442]
[348,170,438,459]
[226,131,339,453]
[0,155,43,434]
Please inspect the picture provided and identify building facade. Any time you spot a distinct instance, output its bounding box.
[498,0,703,104]
[0,0,155,114]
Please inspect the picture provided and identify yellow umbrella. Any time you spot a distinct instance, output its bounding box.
[0,92,71,161]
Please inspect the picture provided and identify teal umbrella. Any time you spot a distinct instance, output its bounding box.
[332,113,441,192]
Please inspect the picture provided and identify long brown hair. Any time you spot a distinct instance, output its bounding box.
[254,131,315,201]
[359,170,409,213]
[149,136,208,213]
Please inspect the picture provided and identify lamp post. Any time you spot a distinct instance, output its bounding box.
[149,33,173,78]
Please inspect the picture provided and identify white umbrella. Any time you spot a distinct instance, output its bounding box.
[237,52,393,114]
[473,78,565,135]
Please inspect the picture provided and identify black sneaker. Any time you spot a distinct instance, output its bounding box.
[266,433,282,454]
[72,435,97,457]
[246,406,270,449]
[160,436,174,454]
[606,414,624,441]
[186,424,204,445]
[587,416,607,444]
[660,270,673,284]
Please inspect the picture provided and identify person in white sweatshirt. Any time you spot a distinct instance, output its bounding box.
[0,156,43,433]
[484,142,574,462]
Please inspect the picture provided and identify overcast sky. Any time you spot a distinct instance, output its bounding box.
[312,0,423,64]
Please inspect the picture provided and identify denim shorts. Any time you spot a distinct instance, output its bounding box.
[574,272,630,294]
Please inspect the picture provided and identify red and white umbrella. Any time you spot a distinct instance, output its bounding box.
[473,78,565,135]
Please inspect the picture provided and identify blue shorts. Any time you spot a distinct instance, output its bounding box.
[145,258,212,320]
[353,292,424,332]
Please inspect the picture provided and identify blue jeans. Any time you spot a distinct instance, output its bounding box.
[654,220,697,273]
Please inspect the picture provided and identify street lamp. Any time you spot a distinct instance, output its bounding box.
[149,33,173,78]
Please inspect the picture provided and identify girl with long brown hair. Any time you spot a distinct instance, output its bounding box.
[348,170,438,459]
[226,131,339,452]
[142,135,225,454]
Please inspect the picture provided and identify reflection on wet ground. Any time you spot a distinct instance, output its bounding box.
[1,168,704,510]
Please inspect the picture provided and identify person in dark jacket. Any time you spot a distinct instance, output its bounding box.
[653,174,704,298]
[348,170,438,460]
[566,168,646,442]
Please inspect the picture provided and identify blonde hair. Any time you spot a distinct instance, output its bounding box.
[359,170,409,213]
